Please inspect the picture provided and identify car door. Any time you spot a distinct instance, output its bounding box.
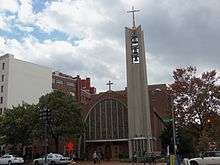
[0,156,6,164]
[47,154,54,164]
[6,155,12,164]
[2,155,11,164]
[39,156,45,165]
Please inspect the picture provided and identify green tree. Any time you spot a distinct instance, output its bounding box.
[197,129,211,152]
[160,123,195,157]
[160,123,173,154]
[1,104,39,153]
[0,115,5,145]
[38,91,84,152]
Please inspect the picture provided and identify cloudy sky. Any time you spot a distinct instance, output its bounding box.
[0,0,219,92]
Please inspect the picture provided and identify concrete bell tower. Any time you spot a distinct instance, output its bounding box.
[125,6,152,159]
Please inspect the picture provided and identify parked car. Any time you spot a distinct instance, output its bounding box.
[188,151,220,165]
[33,153,71,165]
[0,154,24,165]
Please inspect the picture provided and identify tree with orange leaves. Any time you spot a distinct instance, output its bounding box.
[168,66,220,151]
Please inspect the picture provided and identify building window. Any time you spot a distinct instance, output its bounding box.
[67,82,75,87]
[0,97,3,104]
[2,75,4,82]
[2,63,5,70]
[56,79,64,84]
[1,86,3,92]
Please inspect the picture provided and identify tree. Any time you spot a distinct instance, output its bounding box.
[160,122,195,157]
[38,91,84,152]
[1,104,39,154]
[169,66,220,152]
[160,123,173,154]
[197,129,211,152]
[0,115,5,145]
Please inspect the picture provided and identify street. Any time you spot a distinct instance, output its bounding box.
[76,161,166,165]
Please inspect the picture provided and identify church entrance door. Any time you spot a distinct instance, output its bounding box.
[105,145,112,160]
[111,145,119,160]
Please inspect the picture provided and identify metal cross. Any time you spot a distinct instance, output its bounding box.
[127,6,140,28]
[106,80,113,91]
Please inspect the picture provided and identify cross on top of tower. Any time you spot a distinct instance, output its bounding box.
[127,6,140,28]
[106,80,113,91]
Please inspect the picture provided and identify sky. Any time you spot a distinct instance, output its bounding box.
[0,0,219,92]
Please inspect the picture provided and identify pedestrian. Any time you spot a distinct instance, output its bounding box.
[143,151,147,165]
[71,153,76,164]
[97,151,102,163]
[93,151,98,164]
[133,152,137,162]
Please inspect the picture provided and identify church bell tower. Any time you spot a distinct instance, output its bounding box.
[125,6,152,159]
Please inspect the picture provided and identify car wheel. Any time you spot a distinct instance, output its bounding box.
[50,161,55,165]
[8,161,12,165]
[35,161,39,165]
[190,161,198,165]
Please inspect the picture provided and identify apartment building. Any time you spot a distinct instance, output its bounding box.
[52,71,96,103]
[0,54,52,114]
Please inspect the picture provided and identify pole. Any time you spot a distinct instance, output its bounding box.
[44,121,48,165]
[44,108,48,165]
[171,96,177,155]
[40,108,49,165]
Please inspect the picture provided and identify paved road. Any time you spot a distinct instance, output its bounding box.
[76,161,166,165]
[25,161,166,165]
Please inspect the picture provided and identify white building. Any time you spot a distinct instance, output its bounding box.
[0,54,52,114]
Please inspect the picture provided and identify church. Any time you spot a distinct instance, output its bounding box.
[82,84,170,160]
[29,7,171,160]
[80,7,171,160]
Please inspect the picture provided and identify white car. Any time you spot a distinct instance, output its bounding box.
[188,151,220,165]
[33,153,71,165]
[0,154,24,165]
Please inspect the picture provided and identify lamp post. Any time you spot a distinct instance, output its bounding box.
[40,108,50,165]
[171,100,177,155]
[151,87,177,155]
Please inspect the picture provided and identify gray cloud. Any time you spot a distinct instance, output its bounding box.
[1,0,220,92]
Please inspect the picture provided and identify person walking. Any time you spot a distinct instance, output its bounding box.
[93,151,98,164]
[97,151,102,164]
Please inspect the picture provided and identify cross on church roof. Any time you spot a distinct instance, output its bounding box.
[106,80,113,91]
[127,6,140,28]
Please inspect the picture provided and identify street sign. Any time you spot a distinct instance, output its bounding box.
[163,117,173,123]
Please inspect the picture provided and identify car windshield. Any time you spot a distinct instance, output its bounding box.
[52,154,63,158]
[1,155,11,158]
[47,154,53,158]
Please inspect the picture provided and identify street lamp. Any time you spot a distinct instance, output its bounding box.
[167,88,177,156]
[171,100,177,155]
[151,87,177,155]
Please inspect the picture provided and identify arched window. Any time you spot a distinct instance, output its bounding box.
[85,99,128,140]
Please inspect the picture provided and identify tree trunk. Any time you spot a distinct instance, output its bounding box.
[54,136,59,153]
